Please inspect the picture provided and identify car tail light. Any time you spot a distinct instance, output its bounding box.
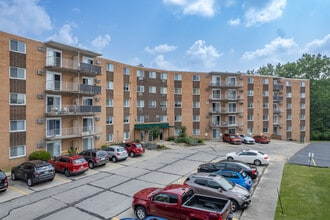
[264,156,269,160]
[116,152,120,156]
[95,158,100,162]
[251,169,256,175]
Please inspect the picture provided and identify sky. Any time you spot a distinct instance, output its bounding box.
[1,0,330,73]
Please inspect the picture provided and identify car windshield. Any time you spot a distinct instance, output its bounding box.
[97,151,108,157]
[135,143,143,148]
[240,171,248,178]
[215,176,234,190]
[258,151,265,155]
[73,158,86,164]
[117,148,126,152]
[36,165,50,171]
[0,172,6,178]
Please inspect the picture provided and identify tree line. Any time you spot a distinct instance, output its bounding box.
[247,54,330,140]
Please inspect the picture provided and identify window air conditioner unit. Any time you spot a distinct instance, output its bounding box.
[37,69,44,75]
[138,77,143,80]
[37,93,44,99]
[36,142,44,148]
[96,60,101,65]
[95,135,101,140]
[95,97,100,102]
[95,117,100,121]
[37,118,45,124]
[38,46,45,52]
[95,79,100,83]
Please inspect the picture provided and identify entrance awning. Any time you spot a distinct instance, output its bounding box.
[134,123,173,130]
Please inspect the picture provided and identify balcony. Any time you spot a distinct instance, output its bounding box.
[209,81,243,88]
[273,108,283,114]
[46,81,101,95]
[45,126,102,141]
[273,96,284,102]
[46,57,102,76]
[209,95,244,101]
[209,107,243,114]
[273,84,284,91]
[46,105,101,116]
[209,121,244,128]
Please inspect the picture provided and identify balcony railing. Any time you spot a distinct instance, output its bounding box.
[273,84,284,91]
[273,96,284,102]
[46,126,102,140]
[209,108,244,114]
[46,105,101,116]
[46,81,101,95]
[46,57,102,75]
[209,82,243,87]
[209,121,244,128]
[209,95,244,101]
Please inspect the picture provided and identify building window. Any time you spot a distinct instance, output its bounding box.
[286,81,291,86]
[10,67,26,79]
[149,86,156,93]
[193,88,200,95]
[174,101,182,108]
[287,126,292,131]
[263,115,269,121]
[300,114,305,120]
[193,75,200,81]
[123,116,130,124]
[123,99,130,107]
[137,115,144,123]
[160,101,167,108]
[228,115,236,125]
[106,99,113,107]
[287,103,292,109]
[10,93,26,105]
[193,115,200,122]
[106,116,113,125]
[160,87,167,94]
[263,78,269,84]
[137,85,144,93]
[174,129,181,136]
[149,71,156,78]
[300,103,305,109]
[149,100,157,108]
[106,63,114,71]
[300,126,305,131]
[287,114,292,120]
[300,81,305,87]
[106,81,113,89]
[287,92,292,98]
[10,40,26,53]
[248,78,254,84]
[247,128,253,134]
[228,77,236,86]
[212,89,221,99]
[247,90,254,96]
[247,115,253,121]
[10,145,26,158]
[10,120,26,132]
[263,127,269,132]
[228,90,236,100]
[160,115,167,122]
[192,129,200,135]
[174,88,182,94]
[123,67,130,75]
[160,73,167,80]
[106,134,113,142]
[175,115,182,122]
[137,70,144,78]
[263,102,269,108]
[124,132,130,140]
[124,84,130,91]
[193,101,200,108]
[263,91,269,96]
[228,103,237,113]
[300,93,305,98]
[174,74,182,81]
[137,100,144,108]
[248,102,253,108]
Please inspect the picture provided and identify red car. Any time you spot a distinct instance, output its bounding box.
[48,155,89,176]
[223,134,242,145]
[123,142,145,157]
[253,135,271,144]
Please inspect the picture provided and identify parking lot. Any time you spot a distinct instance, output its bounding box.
[0,140,307,220]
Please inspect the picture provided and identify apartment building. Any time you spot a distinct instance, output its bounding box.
[0,31,310,169]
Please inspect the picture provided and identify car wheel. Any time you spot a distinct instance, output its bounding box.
[227,157,234,161]
[135,206,147,220]
[11,172,16,181]
[230,199,239,212]
[254,159,261,166]
[111,157,117,162]
[129,151,135,157]
[27,177,33,187]
[64,169,70,177]
[88,161,95,169]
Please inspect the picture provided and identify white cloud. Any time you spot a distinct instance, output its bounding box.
[303,34,330,56]
[186,40,222,68]
[241,37,299,67]
[91,34,111,52]
[163,0,216,17]
[48,24,78,46]
[245,0,286,26]
[0,0,52,35]
[145,44,177,54]
[150,55,176,70]
[228,18,240,26]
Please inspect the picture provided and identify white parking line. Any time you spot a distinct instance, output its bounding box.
[8,185,29,196]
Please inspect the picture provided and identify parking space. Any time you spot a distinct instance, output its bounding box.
[0,140,307,220]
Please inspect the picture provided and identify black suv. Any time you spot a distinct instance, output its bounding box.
[79,149,108,169]
[0,169,8,192]
[11,160,55,186]
[197,160,258,179]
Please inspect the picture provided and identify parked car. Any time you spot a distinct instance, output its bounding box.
[0,169,8,192]
[197,160,259,179]
[222,134,242,145]
[48,155,89,176]
[214,169,252,191]
[184,173,251,212]
[11,160,55,186]
[122,142,145,157]
[118,217,166,220]
[226,149,270,166]
[103,145,128,162]
[253,135,270,144]
[239,134,255,144]
[132,183,232,220]
[79,149,108,169]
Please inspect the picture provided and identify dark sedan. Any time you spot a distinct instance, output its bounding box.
[0,170,8,192]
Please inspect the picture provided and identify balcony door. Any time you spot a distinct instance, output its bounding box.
[46,118,61,137]
[83,117,94,134]
[46,72,61,91]
[46,48,61,66]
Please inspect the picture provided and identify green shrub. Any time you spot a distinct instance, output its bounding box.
[67,146,77,155]
[167,136,175,141]
[197,138,204,144]
[29,150,51,161]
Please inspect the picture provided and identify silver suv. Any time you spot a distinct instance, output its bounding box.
[184,172,251,212]
[103,145,128,162]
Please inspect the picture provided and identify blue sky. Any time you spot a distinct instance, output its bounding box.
[1,0,330,73]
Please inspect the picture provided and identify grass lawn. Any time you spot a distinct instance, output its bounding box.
[275,164,330,220]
